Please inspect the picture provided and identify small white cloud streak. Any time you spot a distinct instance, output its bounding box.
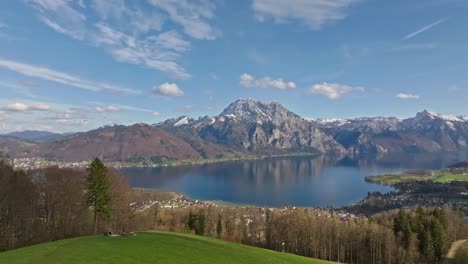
[240,73,296,90]
[1,102,51,112]
[0,58,141,95]
[152,83,185,97]
[309,82,365,99]
[403,19,446,40]
[95,105,121,112]
[252,0,363,30]
[396,93,420,100]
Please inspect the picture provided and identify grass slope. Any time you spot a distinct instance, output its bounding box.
[0,231,332,264]
[366,171,468,185]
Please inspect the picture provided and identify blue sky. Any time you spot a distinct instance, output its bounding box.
[0,0,467,133]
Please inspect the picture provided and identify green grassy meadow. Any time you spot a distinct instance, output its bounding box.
[0,231,333,264]
[366,171,468,185]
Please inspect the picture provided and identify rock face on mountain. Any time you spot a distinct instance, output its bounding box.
[157,99,345,155]
[319,110,468,155]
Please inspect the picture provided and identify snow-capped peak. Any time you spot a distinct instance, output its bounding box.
[418,110,467,122]
[174,117,189,126]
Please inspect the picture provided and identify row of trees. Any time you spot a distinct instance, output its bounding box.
[0,158,134,251]
[150,206,465,264]
[393,207,451,262]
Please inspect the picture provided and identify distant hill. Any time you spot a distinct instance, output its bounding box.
[0,231,332,264]
[0,136,38,158]
[4,130,72,142]
[39,123,225,162]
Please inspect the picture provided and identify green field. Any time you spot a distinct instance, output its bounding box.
[366,171,468,185]
[0,231,332,264]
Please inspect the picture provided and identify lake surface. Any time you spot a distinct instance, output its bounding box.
[122,152,468,207]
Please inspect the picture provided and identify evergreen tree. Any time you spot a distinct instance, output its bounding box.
[430,219,445,260]
[393,208,413,250]
[216,214,222,239]
[187,210,197,231]
[196,211,205,235]
[414,206,431,255]
[85,158,111,234]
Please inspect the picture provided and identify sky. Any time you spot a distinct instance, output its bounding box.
[0,0,467,133]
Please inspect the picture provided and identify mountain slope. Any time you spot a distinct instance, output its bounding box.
[40,124,203,162]
[5,130,71,142]
[319,110,468,155]
[0,231,332,264]
[0,136,38,158]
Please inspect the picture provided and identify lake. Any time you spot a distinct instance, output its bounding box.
[122,152,468,207]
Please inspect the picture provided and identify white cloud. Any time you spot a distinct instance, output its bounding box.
[252,0,363,30]
[92,0,164,33]
[240,73,296,90]
[28,0,87,39]
[27,0,220,79]
[0,58,141,94]
[0,22,8,29]
[54,117,89,126]
[403,19,445,40]
[152,111,162,116]
[309,82,365,99]
[95,105,121,112]
[152,83,185,97]
[149,0,220,40]
[39,16,85,40]
[2,102,51,112]
[93,23,191,79]
[396,93,420,100]
[152,30,191,52]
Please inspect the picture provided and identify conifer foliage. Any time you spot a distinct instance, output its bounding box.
[86,158,112,234]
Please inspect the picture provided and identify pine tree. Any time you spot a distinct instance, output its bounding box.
[196,211,205,235]
[430,218,445,260]
[85,158,111,234]
[414,206,431,255]
[393,208,413,250]
[216,214,222,239]
[187,210,197,231]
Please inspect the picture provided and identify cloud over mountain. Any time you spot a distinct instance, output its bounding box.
[309,82,365,99]
[240,73,296,90]
[152,83,185,97]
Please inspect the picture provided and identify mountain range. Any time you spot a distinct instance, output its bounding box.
[1,99,468,162]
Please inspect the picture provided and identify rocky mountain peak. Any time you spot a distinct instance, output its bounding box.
[220,98,296,122]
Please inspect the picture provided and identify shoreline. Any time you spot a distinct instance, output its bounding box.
[139,167,468,216]
[12,152,324,170]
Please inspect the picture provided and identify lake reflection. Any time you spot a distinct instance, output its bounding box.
[122,152,468,207]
